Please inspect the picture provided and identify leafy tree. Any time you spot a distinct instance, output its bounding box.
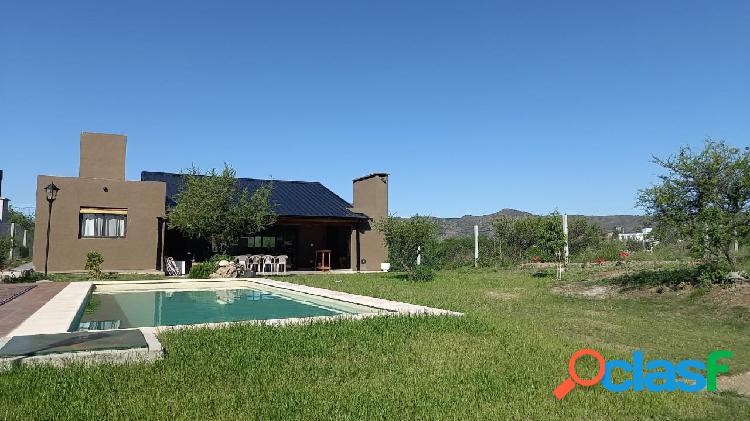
[567,217,604,255]
[8,206,34,233]
[168,164,277,254]
[491,213,566,262]
[637,140,750,270]
[0,237,11,269]
[375,215,437,276]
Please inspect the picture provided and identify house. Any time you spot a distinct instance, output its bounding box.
[33,132,388,273]
[33,133,167,272]
[617,227,653,242]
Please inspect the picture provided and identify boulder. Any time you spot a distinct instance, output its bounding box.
[210,261,238,278]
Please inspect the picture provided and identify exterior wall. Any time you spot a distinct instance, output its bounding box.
[0,198,9,224]
[79,132,127,180]
[32,175,165,272]
[350,174,388,271]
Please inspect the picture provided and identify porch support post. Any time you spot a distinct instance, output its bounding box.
[355,227,361,272]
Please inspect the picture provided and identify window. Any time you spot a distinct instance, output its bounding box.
[80,208,127,238]
[248,235,276,249]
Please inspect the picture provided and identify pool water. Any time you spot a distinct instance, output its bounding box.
[77,286,378,330]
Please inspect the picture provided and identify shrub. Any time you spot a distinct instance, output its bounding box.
[188,254,232,279]
[375,215,437,274]
[189,263,214,279]
[429,236,509,270]
[573,241,622,263]
[208,254,232,266]
[491,213,565,263]
[407,265,434,282]
[0,237,11,269]
[85,251,104,280]
[2,270,45,284]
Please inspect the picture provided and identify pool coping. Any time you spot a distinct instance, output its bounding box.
[7,282,93,337]
[0,277,462,370]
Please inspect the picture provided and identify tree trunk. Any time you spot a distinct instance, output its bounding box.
[723,242,737,271]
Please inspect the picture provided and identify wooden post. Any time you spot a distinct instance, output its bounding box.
[416,246,421,266]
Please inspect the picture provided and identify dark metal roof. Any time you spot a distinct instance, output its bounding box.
[141,171,368,220]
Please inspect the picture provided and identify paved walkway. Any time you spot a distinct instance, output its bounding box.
[0,283,68,337]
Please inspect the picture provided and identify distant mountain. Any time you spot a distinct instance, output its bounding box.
[427,209,647,239]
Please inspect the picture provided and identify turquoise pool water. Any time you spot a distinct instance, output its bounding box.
[77,287,377,330]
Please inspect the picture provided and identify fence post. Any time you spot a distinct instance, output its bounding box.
[416,246,421,266]
[474,225,479,268]
[562,214,569,266]
[9,222,14,260]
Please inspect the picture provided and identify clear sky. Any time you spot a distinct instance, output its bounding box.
[1,1,748,217]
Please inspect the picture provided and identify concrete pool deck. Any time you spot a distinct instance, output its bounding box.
[0,277,462,370]
[0,282,69,337]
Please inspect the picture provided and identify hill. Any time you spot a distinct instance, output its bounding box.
[428,209,647,238]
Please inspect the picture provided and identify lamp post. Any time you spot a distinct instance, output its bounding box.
[43,182,60,277]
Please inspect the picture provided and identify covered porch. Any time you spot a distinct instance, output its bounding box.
[164,216,365,271]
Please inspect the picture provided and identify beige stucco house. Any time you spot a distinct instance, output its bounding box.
[34,132,388,273]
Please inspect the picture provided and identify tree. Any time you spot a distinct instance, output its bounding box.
[8,206,34,233]
[637,140,750,270]
[168,164,277,254]
[567,217,604,255]
[491,213,566,262]
[374,215,437,274]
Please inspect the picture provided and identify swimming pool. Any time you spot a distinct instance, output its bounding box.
[77,282,383,330]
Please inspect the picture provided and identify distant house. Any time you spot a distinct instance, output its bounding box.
[0,170,33,261]
[33,132,387,273]
[618,227,653,242]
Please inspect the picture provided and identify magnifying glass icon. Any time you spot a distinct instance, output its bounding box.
[553,348,606,400]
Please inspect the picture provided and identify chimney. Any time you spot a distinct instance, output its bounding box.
[350,173,389,271]
[79,132,127,180]
[351,173,389,220]
[0,169,3,197]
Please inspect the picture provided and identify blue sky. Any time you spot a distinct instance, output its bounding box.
[1,1,748,217]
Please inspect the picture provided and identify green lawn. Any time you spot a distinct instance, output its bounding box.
[1,269,748,419]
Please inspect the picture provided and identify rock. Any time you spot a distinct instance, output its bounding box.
[726,271,748,283]
[210,262,238,279]
[218,260,230,267]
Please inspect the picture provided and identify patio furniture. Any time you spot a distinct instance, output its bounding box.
[250,255,262,273]
[276,255,288,273]
[315,250,332,272]
[263,255,275,273]
[235,255,250,272]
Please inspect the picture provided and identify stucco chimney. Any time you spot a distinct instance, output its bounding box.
[79,132,127,180]
[350,173,389,271]
[351,173,389,220]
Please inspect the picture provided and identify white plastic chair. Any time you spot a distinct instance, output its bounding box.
[263,255,275,273]
[250,255,262,273]
[276,255,288,273]
[235,255,249,273]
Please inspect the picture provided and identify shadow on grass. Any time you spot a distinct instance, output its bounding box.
[609,266,697,290]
